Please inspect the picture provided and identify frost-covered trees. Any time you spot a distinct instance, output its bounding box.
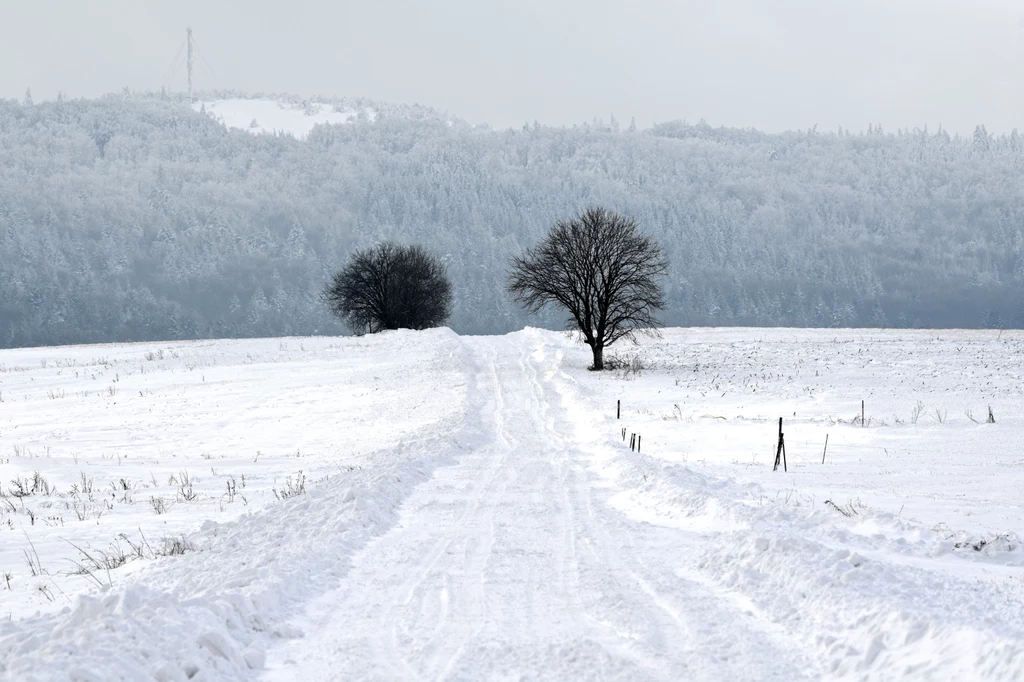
[1,91,1024,348]
[324,242,453,334]
[508,208,667,370]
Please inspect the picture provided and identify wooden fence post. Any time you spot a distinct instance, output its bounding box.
[773,417,788,472]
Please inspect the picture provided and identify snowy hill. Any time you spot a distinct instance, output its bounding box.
[191,92,457,139]
[1,328,1023,680]
[4,95,1024,348]
[193,97,377,139]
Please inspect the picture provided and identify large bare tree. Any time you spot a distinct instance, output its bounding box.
[507,208,668,369]
[324,242,453,334]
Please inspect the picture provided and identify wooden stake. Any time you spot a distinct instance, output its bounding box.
[773,418,784,472]
[617,400,620,419]
[821,433,829,464]
[638,435,641,453]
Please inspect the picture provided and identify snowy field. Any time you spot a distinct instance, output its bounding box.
[194,99,376,139]
[1,328,1022,680]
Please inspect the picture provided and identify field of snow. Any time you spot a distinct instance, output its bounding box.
[1,328,1022,680]
[194,99,376,139]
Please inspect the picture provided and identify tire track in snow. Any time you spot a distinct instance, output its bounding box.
[262,333,819,681]
[531,332,823,680]
[521,342,677,680]
[378,343,511,680]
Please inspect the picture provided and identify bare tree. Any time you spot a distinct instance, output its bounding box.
[324,242,453,334]
[507,208,668,370]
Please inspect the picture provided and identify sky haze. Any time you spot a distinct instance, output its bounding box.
[2,0,1022,133]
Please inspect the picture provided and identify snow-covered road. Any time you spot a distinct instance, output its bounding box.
[263,334,816,680]
[2,328,1023,681]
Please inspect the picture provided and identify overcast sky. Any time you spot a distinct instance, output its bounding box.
[2,0,1022,134]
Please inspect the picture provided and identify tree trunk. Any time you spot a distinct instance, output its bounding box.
[591,343,604,370]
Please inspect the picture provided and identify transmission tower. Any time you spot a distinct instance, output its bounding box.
[163,26,213,100]
[187,26,194,103]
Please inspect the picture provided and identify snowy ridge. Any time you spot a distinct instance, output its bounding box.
[194,98,376,139]
[190,92,458,139]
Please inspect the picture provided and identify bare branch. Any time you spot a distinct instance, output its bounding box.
[507,207,668,369]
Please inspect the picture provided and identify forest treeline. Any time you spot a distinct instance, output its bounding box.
[1,92,1022,348]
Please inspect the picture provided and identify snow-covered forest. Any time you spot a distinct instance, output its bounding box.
[2,91,1022,348]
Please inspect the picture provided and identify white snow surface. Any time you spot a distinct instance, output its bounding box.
[1,328,1023,681]
[194,99,375,139]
